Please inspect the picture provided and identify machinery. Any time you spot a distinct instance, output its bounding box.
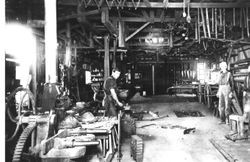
[6,86,58,162]
[6,81,144,162]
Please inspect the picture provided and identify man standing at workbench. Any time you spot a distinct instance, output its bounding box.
[103,68,124,117]
[216,61,232,124]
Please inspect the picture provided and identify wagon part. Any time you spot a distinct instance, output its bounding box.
[6,87,36,142]
[12,123,37,162]
[130,135,143,162]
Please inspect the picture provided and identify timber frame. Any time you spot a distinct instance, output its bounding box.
[5,0,250,61]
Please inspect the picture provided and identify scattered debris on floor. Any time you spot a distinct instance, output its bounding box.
[129,110,169,121]
[225,133,249,142]
[209,139,237,162]
[138,123,196,135]
[183,128,196,134]
[174,110,205,117]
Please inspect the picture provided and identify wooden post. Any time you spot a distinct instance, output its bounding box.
[212,8,214,33]
[195,21,198,40]
[45,0,57,83]
[215,8,218,38]
[200,8,207,38]
[112,39,117,69]
[0,0,4,153]
[104,35,110,79]
[223,9,226,40]
[206,8,211,38]
[247,7,249,37]
[65,22,71,67]
[89,32,94,48]
[241,8,244,39]
[118,21,125,47]
[233,8,236,26]
[152,64,155,95]
[240,8,242,28]
[169,31,173,47]
[219,9,222,27]
[197,8,201,43]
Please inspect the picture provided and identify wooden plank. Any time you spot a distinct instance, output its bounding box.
[125,22,150,42]
[200,8,207,38]
[45,0,57,83]
[58,10,100,21]
[102,7,118,36]
[118,21,125,47]
[111,17,188,22]
[104,35,110,79]
[209,139,236,162]
[206,8,211,38]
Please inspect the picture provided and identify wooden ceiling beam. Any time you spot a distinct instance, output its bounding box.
[58,0,250,8]
[101,7,118,36]
[110,17,188,22]
[58,10,100,21]
[125,22,150,42]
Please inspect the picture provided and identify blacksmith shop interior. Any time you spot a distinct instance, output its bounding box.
[4,0,250,162]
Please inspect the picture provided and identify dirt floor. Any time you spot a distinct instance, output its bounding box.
[116,94,250,162]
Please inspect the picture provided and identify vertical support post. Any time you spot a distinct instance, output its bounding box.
[0,1,5,156]
[223,9,226,40]
[45,0,57,83]
[112,39,117,69]
[74,46,80,101]
[233,8,236,26]
[241,8,244,39]
[89,32,94,48]
[195,20,198,40]
[200,8,207,38]
[215,8,218,38]
[65,22,71,67]
[152,64,155,95]
[169,31,173,47]
[212,8,214,33]
[240,8,243,28]
[197,8,201,43]
[118,21,125,47]
[104,35,110,79]
[219,9,222,27]
[206,8,211,38]
[247,7,249,37]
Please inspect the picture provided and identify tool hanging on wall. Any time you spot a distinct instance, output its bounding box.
[211,8,214,33]
[223,9,226,39]
[200,8,207,38]
[186,0,191,23]
[183,0,186,18]
[206,8,211,38]
[246,7,249,37]
[215,8,218,38]
[197,8,201,43]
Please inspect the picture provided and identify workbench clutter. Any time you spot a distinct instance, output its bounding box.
[40,129,99,161]
[42,109,120,162]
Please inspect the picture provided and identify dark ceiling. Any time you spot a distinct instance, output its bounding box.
[5,0,250,61]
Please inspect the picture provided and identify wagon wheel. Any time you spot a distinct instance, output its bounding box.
[12,123,37,162]
[6,87,36,141]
